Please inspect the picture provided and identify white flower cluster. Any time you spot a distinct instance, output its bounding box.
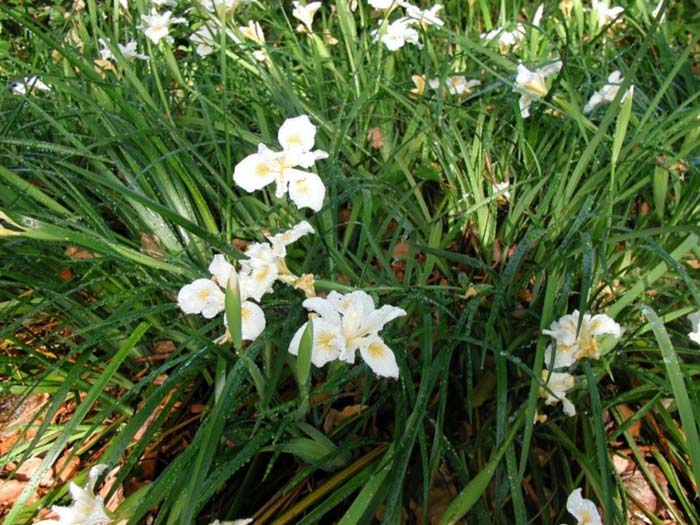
[182,113,407,378]
[539,310,621,416]
[369,0,444,51]
[288,290,406,378]
[177,221,314,342]
[233,115,328,212]
[482,1,627,119]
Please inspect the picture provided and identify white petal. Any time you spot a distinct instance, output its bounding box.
[543,312,580,347]
[177,279,225,318]
[278,115,317,153]
[539,60,563,77]
[287,169,326,211]
[337,290,376,316]
[86,464,109,493]
[588,314,621,337]
[302,296,342,325]
[288,322,307,356]
[239,262,277,302]
[241,300,266,340]
[295,149,329,169]
[566,488,602,525]
[519,94,533,118]
[311,319,344,366]
[233,151,279,193]
[267,221,314,256]
[688,312,700,344]
[583,92,604,114]
[365,304,406,333]
[209,254,234,287]
[544,343,578,369]
[532,3,544,26]
[359,338,399,378]
[562,398,577,417]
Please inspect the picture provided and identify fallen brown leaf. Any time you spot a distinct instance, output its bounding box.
[323,404,367,433]
[140,233,165,260]
[368,127,383,149]
[65,245,97,259]
[12,457,53,487]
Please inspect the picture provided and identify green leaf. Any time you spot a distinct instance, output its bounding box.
[225,269,243,353]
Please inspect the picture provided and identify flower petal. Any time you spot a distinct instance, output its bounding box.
[209,254,234,288]
[278,115,317,153]
[365,304,406,333]
[241,300,266,340]
[233,151,279,193]
[589,314,621,338]
[544,343,578,369]
[177,279,225,318]
[359,337,399,378]
[287,169,326,211]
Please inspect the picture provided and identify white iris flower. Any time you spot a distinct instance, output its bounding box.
[50,464,111,525]
[543,310,621,369]
[98,38,149,62]
[372,17,422,51]
[403,3,444,28]
[292,1,323,33]
[513,61,562,118]
[288,290,406,378]
[428,76,481,96]
[178,222,314,342]
[591,0,624,29]
[139,9,187,45]
[481,24,526,54]
[233,116,328,211]
[583,71,633,113]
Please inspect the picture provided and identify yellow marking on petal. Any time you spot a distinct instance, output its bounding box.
[241,305,251,320]
[317,331,336,353]
[196,288,211,300]
[286,134,302,146]
[255,162,272,177]
[255,266,270,282]
[294,179,309,194]
[367,342,385,359]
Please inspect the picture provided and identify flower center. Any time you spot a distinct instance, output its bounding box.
[317,331,337,353]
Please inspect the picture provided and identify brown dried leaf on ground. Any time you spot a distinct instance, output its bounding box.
[140,233,165,260]
[12,457,54,487]
[0,394,48,455]
[368,127,383,149]
[65,245,97,259]
[411,479,457,525]
[98,466,125,512]
[54,449,81,484]
[323,404,367,433]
